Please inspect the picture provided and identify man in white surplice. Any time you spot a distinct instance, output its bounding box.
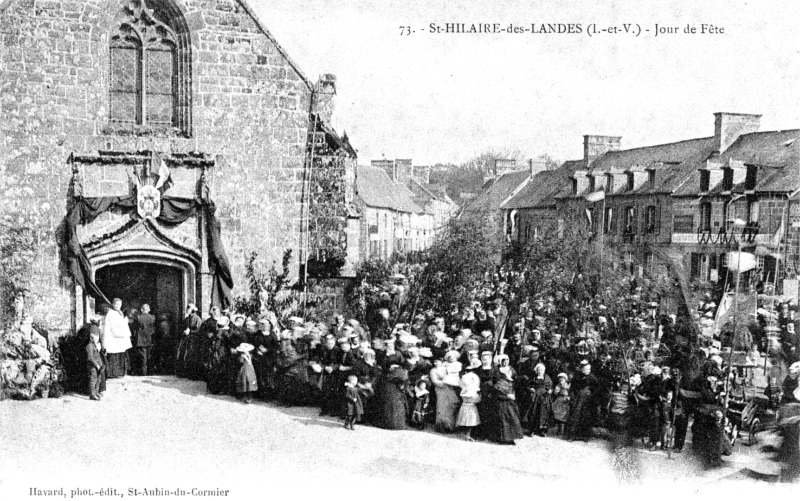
[101,298,132,378]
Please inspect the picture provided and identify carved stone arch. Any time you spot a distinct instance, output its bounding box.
[108,0,192,135]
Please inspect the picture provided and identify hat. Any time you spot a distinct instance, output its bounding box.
[579,359,590,367]
[236,343,254,353]
[480,350,494,357]
[557,372,568,380]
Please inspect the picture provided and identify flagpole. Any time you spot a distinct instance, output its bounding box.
[600,194,606,282]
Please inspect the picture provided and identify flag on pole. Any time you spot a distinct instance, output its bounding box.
[727,251,757,272]
[152,151,172,191]
[585,190,605,203]
[771,214,784,247]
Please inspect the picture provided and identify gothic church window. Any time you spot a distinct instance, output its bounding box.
[109,1,191,134]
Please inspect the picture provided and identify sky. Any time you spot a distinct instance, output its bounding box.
[250,0,800,166]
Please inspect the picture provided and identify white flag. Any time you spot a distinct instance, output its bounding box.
[585,190,605,203]
[727,251,757,272]
[154,153,171,190]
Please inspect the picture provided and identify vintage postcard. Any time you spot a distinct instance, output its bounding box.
[1,1,799,500]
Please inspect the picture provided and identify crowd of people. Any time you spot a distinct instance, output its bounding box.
[76,274,800,463]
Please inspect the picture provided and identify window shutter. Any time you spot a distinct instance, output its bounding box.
[655,204,662,234]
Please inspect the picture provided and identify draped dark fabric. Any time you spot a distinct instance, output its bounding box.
[60,196,233,309]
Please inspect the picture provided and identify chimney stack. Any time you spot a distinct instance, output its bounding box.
[583,135,622,168]
[371,159,396,182]
[314,73,337,124]
[713,112,761,153]
[528,158,547,176]
[394,159,413,185]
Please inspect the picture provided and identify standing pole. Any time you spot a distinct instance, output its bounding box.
[724,240,742,415]
[302,103,320,321]
[600,195,606,282]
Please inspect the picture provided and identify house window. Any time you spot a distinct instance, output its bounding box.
[109,0,191,134]
[624,206,637,234]
[604,207,614,234]
[699,202,712,231]
[673,215,694,233]
[722,169,733,191]
[700,170,710,192]
[626,173,634,191]
[690,253,711,281]
[588,176,596,192]
[747,199,759,223]
[648,169,656,188]
[645,205,656,234]
[745,165,757,191]
[606,174,614,193]
[625,251,635,274]
[585,207,596,231]
[571,178,578,195]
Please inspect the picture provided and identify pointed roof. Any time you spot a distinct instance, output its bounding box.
[356,165,424,214]
[464,170,530,213]
[503,161,583,209]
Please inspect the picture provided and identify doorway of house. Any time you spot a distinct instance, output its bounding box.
[95,262,185,374]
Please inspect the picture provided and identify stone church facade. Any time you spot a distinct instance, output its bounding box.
[0,0,350,334]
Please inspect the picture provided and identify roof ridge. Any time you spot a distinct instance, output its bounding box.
[602,136,715,155]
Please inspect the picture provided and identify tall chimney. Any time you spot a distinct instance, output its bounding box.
[394,159,413,185]
[583,135,622,168]
[713,112,761,153]
[528,158,547,176]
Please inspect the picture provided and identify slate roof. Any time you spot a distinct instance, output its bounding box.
[589,137,717,196]
[356,165,424,213]
[503,160,583,209]
[464,170,531,213]
[673,129,800,196]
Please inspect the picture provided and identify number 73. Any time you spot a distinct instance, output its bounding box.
[399,26,411,36]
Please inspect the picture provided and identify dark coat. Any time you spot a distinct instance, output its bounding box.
[345,385,364,417]
[136,313,155,347]
[86,341,104,370]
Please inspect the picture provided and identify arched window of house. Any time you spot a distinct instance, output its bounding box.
[110,0,191,134]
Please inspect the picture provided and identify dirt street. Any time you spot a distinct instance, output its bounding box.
[0,376,789,500]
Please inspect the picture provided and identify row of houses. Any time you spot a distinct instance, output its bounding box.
[468,112,800,299]
[354,159,459,261]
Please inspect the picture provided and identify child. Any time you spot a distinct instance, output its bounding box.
[85,326,106,401]
[235,343,258,403]
[344,374,363,430]
[410,379,431,429]
[457,370,481,441]
[552,372,571,435]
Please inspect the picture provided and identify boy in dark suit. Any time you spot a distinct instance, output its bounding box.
[86,325,106,400]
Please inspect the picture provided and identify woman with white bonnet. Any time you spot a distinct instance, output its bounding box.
[523,362,553,437]
[429,350,462,432]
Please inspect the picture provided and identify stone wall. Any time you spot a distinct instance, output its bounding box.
[0,0,322,334]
